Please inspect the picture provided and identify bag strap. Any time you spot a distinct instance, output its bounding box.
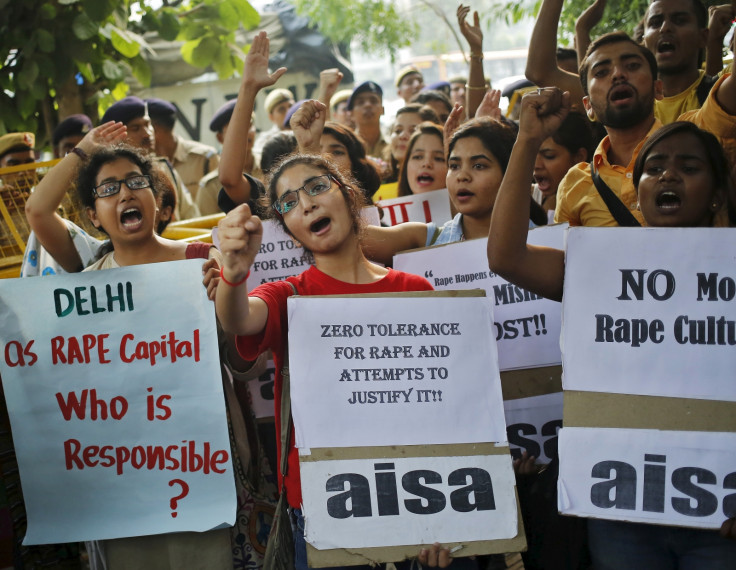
[590,162,641,227]
[278,281,298,481]
[696,74,718,106]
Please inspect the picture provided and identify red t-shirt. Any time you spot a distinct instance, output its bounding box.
[236,265,433,508]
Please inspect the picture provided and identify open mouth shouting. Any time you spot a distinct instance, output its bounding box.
[414,172,437,190]
[120,207,144,231]
[608,84,636,106]
[453,188,475,204]
[654,189,682,213]
[309,216,331,236]
[656,39,676,58]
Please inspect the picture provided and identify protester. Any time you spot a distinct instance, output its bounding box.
[397,122,447,197]
[364,115,516,265]
[290,100,381,203]
[488,84,736,570]
[396,65,425,104]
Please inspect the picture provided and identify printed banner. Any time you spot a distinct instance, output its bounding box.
[247,358,276,419]
[376,188,452,226]
[300,454,518,549]
[558,427,736,528]
[0,260,235,544]
[505,392,563,464]
[394,224,566,370]
[287,294,507,449]
[562,228,736,401]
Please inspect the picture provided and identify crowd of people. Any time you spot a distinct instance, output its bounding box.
[0,0,735,568]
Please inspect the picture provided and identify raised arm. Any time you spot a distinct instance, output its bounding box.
[488,87,569,302]
[713,0,736,114]
[290,100,327,155]
[706,4,733,76]
[220,31,286,204]
[457,4,487,118]
[525,0,585,111]
[25,121,127,272]
[575,0,607,69]
[317,68,343,119]
[215,203,269,336]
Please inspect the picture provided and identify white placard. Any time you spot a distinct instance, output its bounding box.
[246,219,310,290]
[504,392,563,464]
[0,260,235,544]
[247,359,276,419]
[300,454,518,549]
[394,224,566,370]
[562,228,736,402]
[558,427,736,528]
[287,295,507,449]
[376,188,452,226]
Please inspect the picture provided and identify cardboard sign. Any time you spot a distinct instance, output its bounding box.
[563,227,736,402]
[300,451,518,549]
[393,224,566,370]
[504,392,562,464]
[559,228,736,530]
[287,293,507,449]
[558,427,736,528]
[376,188,452,226]
[247,358,276,419]
[0,260,235,544]
[288,292,524,565]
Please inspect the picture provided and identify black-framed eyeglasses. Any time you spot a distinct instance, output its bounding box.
[272,174,336,215]
[93,175,152,198]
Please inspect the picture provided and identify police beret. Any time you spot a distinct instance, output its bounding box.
[423,81,451,96]
[146,98,177,120]
[52,115,92,147]
[346,81,383,111]
[101,96,147,125]
[282,100,305,129]
[0,132,35,159]
[209,99,237,133]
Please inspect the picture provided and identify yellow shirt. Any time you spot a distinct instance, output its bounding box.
[654,70,708,125]
[554,121,660,227]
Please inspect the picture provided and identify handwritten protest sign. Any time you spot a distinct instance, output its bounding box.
[288,292,524,564]
[376,188,452,226]
[562,227,736,401]
[287,293,507,448]
[559,228,736,529]
[394,224,566,370]
[0,260,234,544]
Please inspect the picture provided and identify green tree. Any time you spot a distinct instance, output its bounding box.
[490,0,721,44]
[0,0,259,143]
[290,0,418,59]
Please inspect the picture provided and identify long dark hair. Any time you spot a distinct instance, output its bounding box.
[397,122,444,197]
[448,117,516,174]
[323,122,381,202]
[262,154,367,242]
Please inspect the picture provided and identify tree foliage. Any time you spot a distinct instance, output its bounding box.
[488,0,720,45]
[0,0,260,142]
[290,0,418,60]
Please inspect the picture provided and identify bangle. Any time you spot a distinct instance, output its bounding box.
[467,85,487,90]
[470,52,484,60]
[220,266,250,287]
[70,147,88,160]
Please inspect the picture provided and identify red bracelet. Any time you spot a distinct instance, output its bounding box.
[220,266,250,287]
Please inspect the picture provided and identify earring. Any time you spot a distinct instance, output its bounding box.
[712,201,719,209]
[636,202,641,211]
